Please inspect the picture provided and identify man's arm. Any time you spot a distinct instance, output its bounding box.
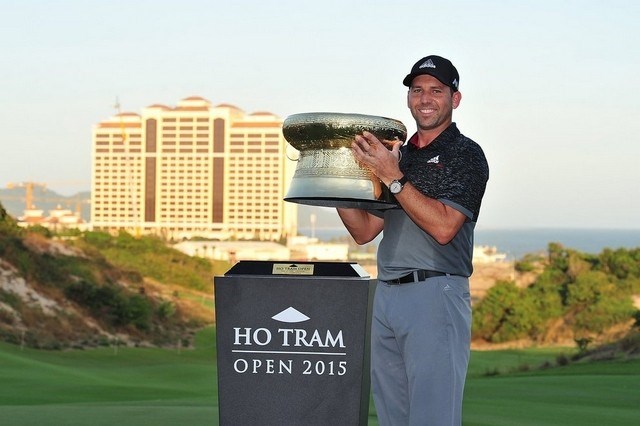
[336,208,384,245]
[352,131,466,245]
[392,185,467,244]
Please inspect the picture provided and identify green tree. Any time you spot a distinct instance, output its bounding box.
[599,248,640,280]
[566,251,593,280]
[526,273,565,334]
[567,270,635,335]
[547,242,570,272]
[472,281,540,343]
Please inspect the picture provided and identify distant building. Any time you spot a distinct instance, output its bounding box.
[173,237,350,264]
[473,245,508,263]
[287,235,349,261]
[17,206,89,231]
[91,97,297,241]
[173,240,291,262]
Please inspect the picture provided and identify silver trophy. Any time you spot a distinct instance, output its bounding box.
[283,112,407,209]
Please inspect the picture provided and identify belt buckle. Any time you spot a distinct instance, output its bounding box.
[398,271,418,284]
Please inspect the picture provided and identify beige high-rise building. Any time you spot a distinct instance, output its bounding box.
[91,96,298,241]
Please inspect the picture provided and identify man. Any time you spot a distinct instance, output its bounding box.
[337,55,489,425]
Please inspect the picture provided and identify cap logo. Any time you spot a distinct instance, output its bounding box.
[452,78,458,89]
[419,59,436,69]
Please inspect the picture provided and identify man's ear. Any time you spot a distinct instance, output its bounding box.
[452,91,462,109]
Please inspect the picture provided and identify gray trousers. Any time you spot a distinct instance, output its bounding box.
[371,275,471,426]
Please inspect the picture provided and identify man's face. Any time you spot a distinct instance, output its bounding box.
[407,74,461,133]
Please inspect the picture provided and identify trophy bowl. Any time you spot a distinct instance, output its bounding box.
[283,112,407,209]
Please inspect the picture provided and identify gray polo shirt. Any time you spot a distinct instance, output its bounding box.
[376,123,489,280]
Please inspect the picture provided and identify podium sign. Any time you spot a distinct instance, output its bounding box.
[215,261,373,426]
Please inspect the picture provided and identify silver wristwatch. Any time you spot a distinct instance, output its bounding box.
[389,176,408,194]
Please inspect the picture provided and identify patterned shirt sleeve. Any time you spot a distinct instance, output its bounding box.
[402,128,489,222]
[438,138,489,221]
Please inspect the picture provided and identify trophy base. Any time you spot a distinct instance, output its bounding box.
[284,176,397,210]
[284,196,397,210]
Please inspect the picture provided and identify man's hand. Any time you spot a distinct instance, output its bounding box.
[352,131,403,186]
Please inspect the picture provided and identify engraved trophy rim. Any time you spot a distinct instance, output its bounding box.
[283,112,407,151]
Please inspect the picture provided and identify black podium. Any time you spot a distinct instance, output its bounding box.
[214,261,374,426]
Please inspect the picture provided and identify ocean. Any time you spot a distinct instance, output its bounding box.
[473,228,640,259]
[298,227,640,260]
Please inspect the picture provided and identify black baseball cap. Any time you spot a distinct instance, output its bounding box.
[402,55,459,92]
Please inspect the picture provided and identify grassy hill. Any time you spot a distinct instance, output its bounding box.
[0,202,228,349]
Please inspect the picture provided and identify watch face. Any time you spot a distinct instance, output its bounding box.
[390,181,402,194]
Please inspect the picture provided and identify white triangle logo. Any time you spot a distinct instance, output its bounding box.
[272,307,310,323]
[419,59,436,69]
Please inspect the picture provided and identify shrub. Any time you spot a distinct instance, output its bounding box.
[472,281,542,342]
[157,301,176,319]
[26,225,52,238]
[567,271,636,335]
[575,337,592,353]
[514,260,535,272]
[556,354,570,366]
[64,280,153,331]
[0,308,15,325]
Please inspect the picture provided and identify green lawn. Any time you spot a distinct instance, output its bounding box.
[0,328,218,425]
[464,357,640,425]
[1,329,638,425]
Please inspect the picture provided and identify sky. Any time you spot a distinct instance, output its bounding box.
[1,0,639,230]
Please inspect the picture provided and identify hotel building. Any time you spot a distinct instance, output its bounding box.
[91,96,297,241]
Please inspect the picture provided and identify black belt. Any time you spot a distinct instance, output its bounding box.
[387,270,448,284]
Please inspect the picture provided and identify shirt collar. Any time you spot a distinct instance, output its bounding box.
[408,122,459,149]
